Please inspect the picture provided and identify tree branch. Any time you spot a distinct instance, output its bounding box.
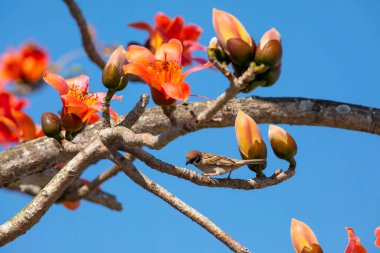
[1,96,378,187]
[109,151,250,253]
[63,0,106,69]
[0,140,107,246]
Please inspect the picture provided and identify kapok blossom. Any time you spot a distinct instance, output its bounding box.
[123,39,210,106]
[0,90,41,146]
[345,228,367,253]
[129,12,206,66]
[43,71,121,124]
[375,227,380,247]
[0,43,49,87]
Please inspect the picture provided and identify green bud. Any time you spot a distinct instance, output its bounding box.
[102,64,121,90]
[255,28,282,68]
[207,37,231,64]
[41,112,61,138]
[268,125,297,162]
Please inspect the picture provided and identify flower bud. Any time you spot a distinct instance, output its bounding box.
[207,37,230,64]
[235,110,267,175]
[61,112,83,132]
[150,87,176,106]
[255,28,282,68]
[212,9,255,66]
[268,125,297,162]
[102,45,127,90]
[41,112,61,138]
[291,219,322,253]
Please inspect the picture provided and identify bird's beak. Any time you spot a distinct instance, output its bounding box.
[186,160,190,165]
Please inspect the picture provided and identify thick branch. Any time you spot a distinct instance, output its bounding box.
[63,0,106,69]
[0,140,106,246]
[1,96,379,187]
[110,152,250,253]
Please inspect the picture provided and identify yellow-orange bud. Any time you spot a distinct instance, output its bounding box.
[255,28,282,68]
[268,124,297,162]
[291,219,322,253]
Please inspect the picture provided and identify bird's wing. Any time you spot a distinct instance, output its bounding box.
[201,152,237,166]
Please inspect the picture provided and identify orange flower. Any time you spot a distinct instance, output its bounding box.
[0,90,39,146]
[291,218,322,253]
[0,43,49,86]
[123,39,210,106]
[43,71,121,124]
[129,12,206,66]
[345,227,367,253]
[375,227,380,247]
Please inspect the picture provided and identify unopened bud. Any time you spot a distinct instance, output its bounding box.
[41,112,61,137]
[102,45,127,90]
[255,28,282,68]
[226,37,255,66]
[301,244,323,253]
[207,37,230,64]
[61,113,83,132]
[268,124,297,162]
[150,88,176,106]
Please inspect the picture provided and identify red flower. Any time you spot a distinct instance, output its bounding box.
[345,227,367,253]
[123,39,210,106]
[43,71,121,124]
[0,90,40,146]
[129,12,206,66]
[375,227,380,247]
[0,43,49,87]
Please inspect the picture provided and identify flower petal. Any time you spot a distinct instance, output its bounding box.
[128,22,153,33]
[11,109,36,141]
[154,12,172,31]
[161,82,190,101]
[123,63,156,88]
[164,16,184,38]
[291,218,319,253]
[66,75,89,93]
[43,71,69,95]
[375,227,380,247]
[182,61,211,80]
[61,94,89,121]
[155,39,183,64]
[125,45,155,67]
[212,8,252,50]
[235,110,263,158]
[181,24,202,41]
[63,200,80,211]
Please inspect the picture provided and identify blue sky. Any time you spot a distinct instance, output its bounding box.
[1,0,379,252]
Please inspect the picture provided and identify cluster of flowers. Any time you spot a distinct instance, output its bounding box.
[0,43,49,146]
[291,218,380,252]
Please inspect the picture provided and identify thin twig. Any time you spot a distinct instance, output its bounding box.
[109,151,251,253]
[63,0,106,69]
[65,165,120,201]
[118,94,150,128]
[101,90,116,128]
[121,144,296,190]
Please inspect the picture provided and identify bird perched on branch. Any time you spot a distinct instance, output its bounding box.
[185,150,266,177]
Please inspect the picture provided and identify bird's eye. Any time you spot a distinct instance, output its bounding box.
[194,157,201,164]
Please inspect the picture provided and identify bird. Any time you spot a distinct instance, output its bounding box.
[185,150,266,177]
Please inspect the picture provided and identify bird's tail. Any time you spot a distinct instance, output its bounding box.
[236,159,266,166]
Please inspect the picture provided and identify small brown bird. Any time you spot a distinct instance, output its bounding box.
[185,150,266,177]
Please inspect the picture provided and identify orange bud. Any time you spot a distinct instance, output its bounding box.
[291,218,321,253]
[268,124,297,162]
[212,9,255,65]
[235,110,267,173]
[255,28,282,68]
